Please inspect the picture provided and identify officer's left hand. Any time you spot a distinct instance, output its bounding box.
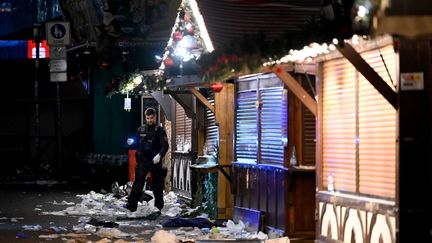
[153,154,161,164]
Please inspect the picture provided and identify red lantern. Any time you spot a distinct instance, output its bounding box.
[211,82,223,92]
[164,57,174,68]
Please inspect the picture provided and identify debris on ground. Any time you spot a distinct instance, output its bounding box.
[33,181,284,242]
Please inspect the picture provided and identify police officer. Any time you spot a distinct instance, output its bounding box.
[126,108,169,212]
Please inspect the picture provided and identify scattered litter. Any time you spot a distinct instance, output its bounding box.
[163,206,182,217]
[22,224,42,231]
[87,217,119,228]
[84,224,98,233]
[36,180,63,185]
[162,217,215,228]
[15,232,28,238]
[11,217,24,222]
[96,227,131,238]
[116,211,161,221]
[151,230,177,243]
[114,239,145,243]
[50,200,75,205]
[61,233,91,237]
[49,226,67,233]
[94,238,111,243]
[36,182,270,242]
[250,231,268,240]
[226,219,245,234]
[42,211,65,216]
[265,236,290,243]
[39,234,60,239]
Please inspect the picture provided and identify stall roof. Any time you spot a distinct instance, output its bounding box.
[197,0,322,50]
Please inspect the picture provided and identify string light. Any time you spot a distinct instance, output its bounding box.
[264,35,362,65]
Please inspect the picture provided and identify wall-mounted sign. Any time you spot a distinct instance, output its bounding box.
[50,72,67,82]
[49,59,67,72]
[49,46,66,59]
[401,72,424,91]
[46,21,71,46]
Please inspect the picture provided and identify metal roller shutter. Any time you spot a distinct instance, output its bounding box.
[322,58,357,193]
[321,44,397,199]
[204,90,218,154]
[235,90,258,163]
[260,87,287,164]
[235,73,287,165]
[175,102,192,152]
[358,45,397,198]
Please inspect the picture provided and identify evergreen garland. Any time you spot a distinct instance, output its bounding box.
[197,16,338,83]
[106,1,380,93]
[106,70,167,97]
[204,172,217,219]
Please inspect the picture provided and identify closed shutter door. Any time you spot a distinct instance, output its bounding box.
[175,102,192,152]
[236,90,258,163]
[322,58,357,193]
[260,87,287,164]
[358,45,397,198]
[205,90,218,154]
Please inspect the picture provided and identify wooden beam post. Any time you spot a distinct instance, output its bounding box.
[190,88,215,114]
[266,66,317,116]
[336,42,398,109]
[214,83,234,219]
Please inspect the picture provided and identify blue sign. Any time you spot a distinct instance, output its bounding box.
[50,24,66,39]
[46,22,70,45]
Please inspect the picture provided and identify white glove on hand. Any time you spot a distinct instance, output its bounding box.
[153,154,161,164]
[126,138,134,145]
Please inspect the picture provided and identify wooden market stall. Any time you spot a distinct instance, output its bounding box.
[230,66,317,237]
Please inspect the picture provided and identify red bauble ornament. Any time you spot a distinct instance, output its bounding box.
[172,31,183,41]
[211,82,223,92]
[164,57,174,67]
[187,26,194,35]
[184,13,191,22]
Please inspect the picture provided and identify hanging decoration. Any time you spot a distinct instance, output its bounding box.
[107,0,212,98]
[210,82,223,92]
[106,70,167,97]
[105,0,382,96]
[158,0,211,73]
[124,92,131,112]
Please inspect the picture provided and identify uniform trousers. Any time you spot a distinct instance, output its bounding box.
[127,158,165,211]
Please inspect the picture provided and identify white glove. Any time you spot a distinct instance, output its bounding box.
[126,138,134,145]
[153,154,161,164]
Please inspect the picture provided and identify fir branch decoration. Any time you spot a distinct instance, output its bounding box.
[106,70,167,97]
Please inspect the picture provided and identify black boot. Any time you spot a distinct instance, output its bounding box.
[125,202,137,212]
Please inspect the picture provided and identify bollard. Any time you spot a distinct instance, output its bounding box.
[128,149,137,182]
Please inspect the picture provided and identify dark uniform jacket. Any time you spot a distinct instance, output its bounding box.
[132,124,169,163]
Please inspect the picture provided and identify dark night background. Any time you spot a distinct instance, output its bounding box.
[0,0,179,185]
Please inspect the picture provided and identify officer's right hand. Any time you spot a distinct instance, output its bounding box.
[153,154,161,164]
